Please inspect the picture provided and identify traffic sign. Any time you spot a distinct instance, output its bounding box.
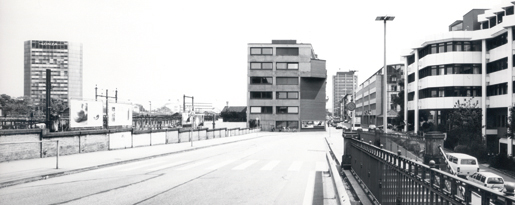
[346,102,356,111]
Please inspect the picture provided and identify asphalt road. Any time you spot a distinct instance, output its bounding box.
[0,132,329,205]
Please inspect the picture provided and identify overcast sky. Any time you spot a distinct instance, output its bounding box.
[0,0,505,110]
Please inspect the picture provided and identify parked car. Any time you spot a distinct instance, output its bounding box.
[467,172,505,191]
[368,125,377,131]
[351,124,362,131]
[446,153,479,178]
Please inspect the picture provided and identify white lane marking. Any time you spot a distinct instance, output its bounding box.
[302,172,316,205]
[206,160,237,170]
[147,160,189,171]
[175,160,211,170]
[260,160,280,171]
[288,161,303,171]
[120,161,163,172]
[232,160,258,170]
[315,161,327,171]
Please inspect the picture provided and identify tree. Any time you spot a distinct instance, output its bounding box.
[0,94,31,117]
[445,97,484,155]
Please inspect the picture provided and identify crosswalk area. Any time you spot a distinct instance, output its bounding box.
[90,159,328,173]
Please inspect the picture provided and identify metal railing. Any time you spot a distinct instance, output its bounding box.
[347,137,515,204]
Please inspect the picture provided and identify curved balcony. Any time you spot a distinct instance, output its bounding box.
[418,52,481,69]
[418,74,481,90]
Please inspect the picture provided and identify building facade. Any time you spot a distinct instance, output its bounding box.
[247,40,327,131]
[24,40,83,108]
[403,3,515,156]
[333,71,357,118]
[355,64,404,128]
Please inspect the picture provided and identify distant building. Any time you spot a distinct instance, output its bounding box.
[402,3,515,155]
[24,40,83,108]
[333,71,357,118]
[247,40,327,131]
[355,64,404,128]
[221,106,246,122]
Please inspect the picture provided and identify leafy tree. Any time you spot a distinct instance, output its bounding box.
[507,106,515,139]
[445,97,484,153]
[0,94,32,117]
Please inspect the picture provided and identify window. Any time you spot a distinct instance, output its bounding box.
[275,121,299,129]
[276,77,298,85]
[276,62,299,70]
[276,47,299,56]
[250,92,273,99]
[250,47,273,55]
[446,42,453,52]
[250,106,273,114]
[250,62,273,70]
[275,106,298,114]
[250,77,272,84]
[276,91,299,99]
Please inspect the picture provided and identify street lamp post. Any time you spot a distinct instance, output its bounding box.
[376,15,395,134]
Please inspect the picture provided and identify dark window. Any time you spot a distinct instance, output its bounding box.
[507,6,514,15]
[408,73,415,83]
[250,47,273,55]
[250,106,273,114]
[276,47,299,56]
[276,91,299,99]
[276,77,298,85]
[276,106,299,114]
[250,62,273,70]
[487,57,508,74]
[490,16,497,28]
[486,32,507,50]
[250,92,273,99]
[419,86,482,99]
[276,62,299,70]
[487,83,508,96]
[250,77,272,84]
[407,55,415,65]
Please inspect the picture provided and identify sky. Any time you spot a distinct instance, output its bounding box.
[0,0,505,111]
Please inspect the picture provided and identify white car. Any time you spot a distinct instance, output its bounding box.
[467,172,505,191]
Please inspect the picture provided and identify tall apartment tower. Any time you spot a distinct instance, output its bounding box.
[247,40,327,131]
[24,40,83,107]
[333,71,357,118]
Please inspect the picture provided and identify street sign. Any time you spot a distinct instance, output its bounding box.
[346,102,356,111]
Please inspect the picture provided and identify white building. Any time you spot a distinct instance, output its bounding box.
[402,3,515,156]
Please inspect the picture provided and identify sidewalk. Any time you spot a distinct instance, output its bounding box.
[0,132,269,188]
[325,130,373,205]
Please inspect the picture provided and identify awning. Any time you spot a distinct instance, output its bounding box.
[378,110,398,118]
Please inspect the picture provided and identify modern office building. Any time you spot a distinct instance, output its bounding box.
[247,40,327,131]
[333,71,357,118]
[24,40,83,108]
[402,3,515,156]
[355,64,404,128]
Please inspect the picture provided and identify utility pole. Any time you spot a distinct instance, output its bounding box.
[95,85,118,129]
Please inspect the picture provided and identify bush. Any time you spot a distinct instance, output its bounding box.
[453,145,469,153]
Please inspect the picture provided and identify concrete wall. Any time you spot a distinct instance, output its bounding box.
[0,127,259,162]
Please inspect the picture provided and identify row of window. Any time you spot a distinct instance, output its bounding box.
[250,77,298,85]
[417,86,482,99]
[417,64,482,80]
[408,82,515,100]
[250,91,299,99]
[418,41,482,59]
[250,62,299,70]
[250,47,299,56]
[250,106,299,114]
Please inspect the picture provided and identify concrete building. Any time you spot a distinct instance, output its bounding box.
[247,40,327,131]
[402,3,515,156]
[24,40,83,108]
[333,71,357,118]
[355,64,404,128]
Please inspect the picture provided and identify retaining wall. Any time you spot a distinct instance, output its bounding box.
[0,127,260,162]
